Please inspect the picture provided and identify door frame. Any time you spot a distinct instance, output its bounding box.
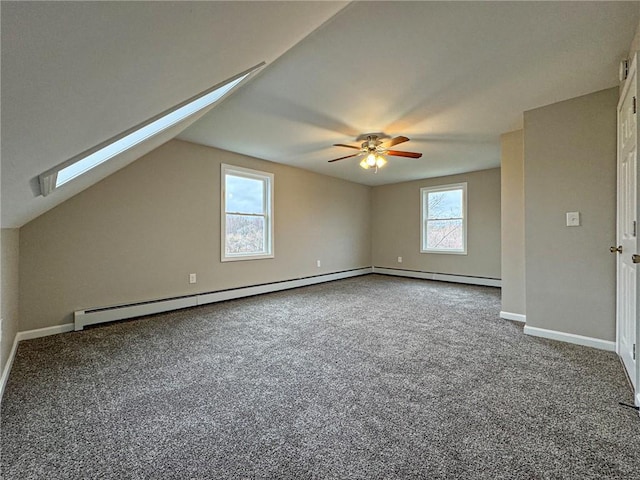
[616,51,640,408]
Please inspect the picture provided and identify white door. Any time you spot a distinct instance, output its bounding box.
[616,53,639,404]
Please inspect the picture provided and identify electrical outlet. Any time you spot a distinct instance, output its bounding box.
[316,260,321,268]
[189,273,197,284]
[398,256,403,263]
[566,211,580,227]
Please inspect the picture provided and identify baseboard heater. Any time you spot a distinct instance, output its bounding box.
[371,267,501,287]
[74,268,372,331]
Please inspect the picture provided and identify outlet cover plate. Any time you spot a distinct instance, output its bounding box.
[566,212,580,227]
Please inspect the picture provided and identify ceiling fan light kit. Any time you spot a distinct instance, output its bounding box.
[359,153,387,171]
[328,134,422,172]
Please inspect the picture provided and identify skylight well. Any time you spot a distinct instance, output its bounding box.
[39,63,265,196]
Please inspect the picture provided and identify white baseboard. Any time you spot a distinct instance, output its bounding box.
[1,323,76,405]
[16,323,75,342]
[0,333,19,406]
[500,311,526,323]
[523,325,616,352]
[75,268,373,331]
[372,267,501,287]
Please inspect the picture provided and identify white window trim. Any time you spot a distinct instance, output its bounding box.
[420,182,468,255]
[221,164,274,262]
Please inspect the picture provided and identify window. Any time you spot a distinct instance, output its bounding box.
[221,164,274,261]
[38,62,265,196]
[420,183,467,254]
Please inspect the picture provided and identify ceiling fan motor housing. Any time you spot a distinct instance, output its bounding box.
[364,135,381,151]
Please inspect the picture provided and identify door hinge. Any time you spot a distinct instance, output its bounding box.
[634,343,636,361]
[634,96,637,114]
[634,220,637,237]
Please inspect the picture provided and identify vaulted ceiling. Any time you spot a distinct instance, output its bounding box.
[2,1,639,228]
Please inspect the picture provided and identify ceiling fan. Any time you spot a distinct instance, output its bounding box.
[328,134,422,172]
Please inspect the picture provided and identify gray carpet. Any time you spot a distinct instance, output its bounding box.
[1,274,639,479]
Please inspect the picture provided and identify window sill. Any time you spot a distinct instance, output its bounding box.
[420,250,467,255]
[221,253,274,262]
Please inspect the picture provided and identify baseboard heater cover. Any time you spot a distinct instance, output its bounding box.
[74,268,372,331]
[372,267,501,287]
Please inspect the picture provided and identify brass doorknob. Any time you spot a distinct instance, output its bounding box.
[633,254,640,264]
[610,245,623,253]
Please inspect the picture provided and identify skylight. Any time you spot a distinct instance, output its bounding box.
[39,63,264,196]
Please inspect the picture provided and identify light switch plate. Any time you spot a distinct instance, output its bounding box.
[566,211,580,227]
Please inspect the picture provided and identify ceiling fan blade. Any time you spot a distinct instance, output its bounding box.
[380,136,410,148]
[386,150,423,158]
[328,153,361,163]
[333,143,361,150]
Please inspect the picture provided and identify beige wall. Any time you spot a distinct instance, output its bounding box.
[621,17,640,96]
[500,130,525,316]
[19,140,372,330]
[524,87,617,341]
[628,17,640,60]
[1,229,20,375]
[371,168,501,279]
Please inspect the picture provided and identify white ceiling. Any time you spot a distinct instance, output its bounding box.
[1,1,348,227]
[2,1,639,228]
[179,1,639,185]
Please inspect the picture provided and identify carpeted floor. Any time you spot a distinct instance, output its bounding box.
[1,274,639,479]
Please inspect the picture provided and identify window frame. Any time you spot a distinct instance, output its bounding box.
[420,182,468,255]
[221,164,274,262]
